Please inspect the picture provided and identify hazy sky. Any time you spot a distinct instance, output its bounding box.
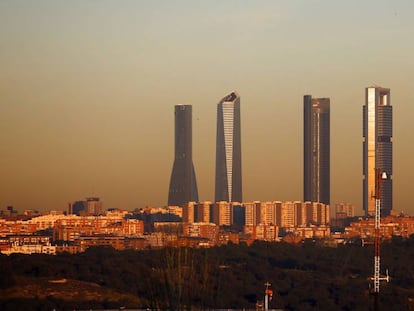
[1,0,413,214]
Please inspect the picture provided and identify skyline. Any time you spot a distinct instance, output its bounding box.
[1,1,414,214]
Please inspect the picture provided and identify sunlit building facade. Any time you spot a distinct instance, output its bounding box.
[303,95,330,205]
[276,201,295,228]
[215,91,242,203]
[244,201,261,226]
[335,203,355,218]
[363,87,393,216]
[168,105,199,206]
[213,201,233,226]
[196,201,213,223]
[182,201,196,223]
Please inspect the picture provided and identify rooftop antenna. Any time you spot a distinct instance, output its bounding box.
[264,281,273,311]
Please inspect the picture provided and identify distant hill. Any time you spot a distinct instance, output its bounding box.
[1,237,414,310]
[0,276,140,310]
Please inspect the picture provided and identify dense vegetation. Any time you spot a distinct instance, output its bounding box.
[1,236,414,310]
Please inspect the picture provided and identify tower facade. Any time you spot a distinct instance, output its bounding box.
[215,91,242,203]
[363,87,392,216]
[168,105,199,206]
[303,95,330,205]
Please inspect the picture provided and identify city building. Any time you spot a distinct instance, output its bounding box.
[213,201,233,226]
[304,95,330,205]
[345,216,414,239]
[183,222,218,243]
[306,202,330,225]
[166,205,183,218]
[296,201,307,226]
[182,201,196,223]
[276,201,296,228]
[244,224,279,242]
[75,235,126,251]
[196,201,213,223]
[0,219,38,236]
[86,197,103,215]
[215,91,242,203]
[0,206,18,218]
[244,201,261,226]
[232,203,245,227]
[285,225,331,240]
[27,212,69,231]
[218,231,240,245]
[243,201,277,226]
[335,203,356,219]
[168,105,199,206]
[273,201,329,228]
[1,243,56,255]
[68,197,103,216]
[53,217,144,242]
[363,86,393,216]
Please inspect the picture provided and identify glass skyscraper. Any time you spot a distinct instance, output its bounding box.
[363,86,392,216]
[168,105,199,206]
[303,95,330,205]
[215,91,242,203]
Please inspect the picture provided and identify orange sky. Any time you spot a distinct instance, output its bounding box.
[0,1,413,214]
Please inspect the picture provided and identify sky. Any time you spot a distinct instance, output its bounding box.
[1,0,413,215]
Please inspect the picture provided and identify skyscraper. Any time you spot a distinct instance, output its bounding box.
[363,86,392,216]
[215,91,242,203]
[303,95,330,205]
[168,105,199,206]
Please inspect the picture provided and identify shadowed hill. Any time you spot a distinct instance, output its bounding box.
[1,237,414,310]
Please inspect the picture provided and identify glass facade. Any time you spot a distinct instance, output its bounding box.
[363,87,392,216]
[168,105,199,206]
[303,95,330,205]
[215,91,242,203]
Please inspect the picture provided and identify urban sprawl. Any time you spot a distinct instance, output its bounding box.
[1,86,407,255]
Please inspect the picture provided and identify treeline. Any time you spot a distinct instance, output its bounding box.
[1,236,414,310]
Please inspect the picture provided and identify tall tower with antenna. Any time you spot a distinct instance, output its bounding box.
[363,86,393,216]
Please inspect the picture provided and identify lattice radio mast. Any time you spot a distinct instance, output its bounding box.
[371,168,390,311]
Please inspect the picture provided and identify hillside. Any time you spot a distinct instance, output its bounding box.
[1,237,414,310]
[0,276,140,310]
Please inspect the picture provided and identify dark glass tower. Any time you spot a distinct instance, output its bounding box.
[215,91,242,203]
[303,95,330,205]
[168,105,199,206]
[363,87,392,216]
